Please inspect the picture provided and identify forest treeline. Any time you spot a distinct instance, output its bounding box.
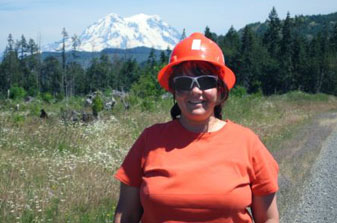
[1,7,337,100]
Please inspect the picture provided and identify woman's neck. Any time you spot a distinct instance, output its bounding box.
[178,115,226,133]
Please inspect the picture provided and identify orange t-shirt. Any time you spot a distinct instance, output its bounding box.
[115,120,279,223]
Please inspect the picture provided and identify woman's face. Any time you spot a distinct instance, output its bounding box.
[174,73,220,122]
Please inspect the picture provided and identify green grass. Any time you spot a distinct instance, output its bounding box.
[0,91,337,222]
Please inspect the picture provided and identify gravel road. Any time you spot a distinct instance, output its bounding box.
[281,118,337,222]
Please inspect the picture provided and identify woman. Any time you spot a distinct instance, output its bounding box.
[114,32,279,223]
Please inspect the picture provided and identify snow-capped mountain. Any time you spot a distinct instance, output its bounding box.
[43,13,181,52]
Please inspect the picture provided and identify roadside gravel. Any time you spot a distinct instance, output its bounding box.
[281,114,337,222]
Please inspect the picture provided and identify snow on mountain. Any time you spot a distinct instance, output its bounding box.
[42,13,181,52]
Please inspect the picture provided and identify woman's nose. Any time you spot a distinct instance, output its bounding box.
[190,85,203,94]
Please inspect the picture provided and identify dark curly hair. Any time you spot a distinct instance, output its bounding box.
[168,61,229,120]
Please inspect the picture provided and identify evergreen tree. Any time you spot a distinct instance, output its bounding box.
[238,26,268,93]
[263,7,281,58]
[132,49,164,98]
[166,47,172,61]
[292,35,308,91]
[28,38,39,56]
[204,26,217,42]
[222,26,241,78]
[238,26,254,88]
[67,62,85,95]
[26,38,41,95]
[1,34,22,92]
[180,28,186,40]
[61,28,68,96]
[71,34,81,53]
[304,30,329,93]
[316,30,329,93]
[18,35,28,60]
[279,12,295,92]
[147,48,157,69]
[118,58,139,91]
[109,55,123,90]
[160,51,168,65]
[66,34,81,96]
[40,56,62,94]
[86,54,112,92]
[61,28,68,70]
[330,23,337,51]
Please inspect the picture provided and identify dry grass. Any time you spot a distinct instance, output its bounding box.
[0,92,337,222]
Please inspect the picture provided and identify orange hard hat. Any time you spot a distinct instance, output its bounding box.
[157,32,236,92]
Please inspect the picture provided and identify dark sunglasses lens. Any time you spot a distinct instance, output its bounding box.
[174,77,193,91]
[198,76,218,90]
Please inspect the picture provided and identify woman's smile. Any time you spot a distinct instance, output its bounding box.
[188,99,205,106]
[176,85,218,122]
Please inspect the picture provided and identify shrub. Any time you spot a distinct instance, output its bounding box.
[12,114,25,125]
[55,93,64,102]
[92,95,104,117]
[41,92,54,103]
[27,88,39,97]
[230,86,247,98]
[9,85,26,100]
[29,103,42,116]
[141,99,155,112]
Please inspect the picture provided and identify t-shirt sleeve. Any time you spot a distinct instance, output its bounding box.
[114,129,147,187]
[250,134,279,196]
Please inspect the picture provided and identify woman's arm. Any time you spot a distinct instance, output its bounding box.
[114,182,143,223]
[251,193,279,223]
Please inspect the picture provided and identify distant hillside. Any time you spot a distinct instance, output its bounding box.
[41,46,165,68]
[239,11,337,39]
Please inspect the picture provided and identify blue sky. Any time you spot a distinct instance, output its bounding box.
[0,0,336,54]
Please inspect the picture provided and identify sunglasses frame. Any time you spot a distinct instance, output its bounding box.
[173,75,219,91]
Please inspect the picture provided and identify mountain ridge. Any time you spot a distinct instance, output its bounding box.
[238,11,337,38]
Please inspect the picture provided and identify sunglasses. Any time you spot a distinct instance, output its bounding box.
[173,75,218,91]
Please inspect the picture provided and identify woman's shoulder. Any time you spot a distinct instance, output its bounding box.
[226,120,253,132]
[225,120,259,139]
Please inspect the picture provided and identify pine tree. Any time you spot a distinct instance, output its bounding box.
[160,51,168,65]
[1,34,22,92]
[263,7,281,58]
[71,34,80,52]
[292,35,308,91]
[40,56,62,94]
[238,26,267,93]
[118,58,139,91]
[18,35,28,60]
[26,38,41,95]
[204,26,217,42]
[147,48,157,70]
[66,34,81,97]
[316,29,329,93]
[330,23,337,51]
[67,62,85,95]
[180,28,186,40]
[221,26,241,84]
[304,30,329,93]
[86,54,112,92]
[279,12,295,92]
[61,28,68,97]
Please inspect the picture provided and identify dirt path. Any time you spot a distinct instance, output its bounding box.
[280,111,337,222]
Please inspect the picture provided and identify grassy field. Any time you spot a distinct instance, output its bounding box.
[1,91,337,222]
